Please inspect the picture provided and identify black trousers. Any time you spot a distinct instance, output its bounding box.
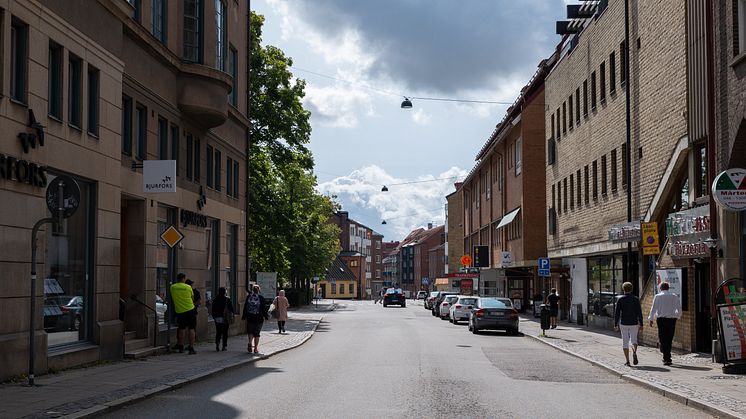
[277,320,286,331]
[656,318,677,362]
[215,322,229,348]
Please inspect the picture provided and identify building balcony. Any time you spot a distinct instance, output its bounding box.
[177,63,233,129]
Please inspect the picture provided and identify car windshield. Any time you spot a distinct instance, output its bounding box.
[386,288,402,294]
[480,298,513,308]
[429,292,439,297]
[445,296,459,303]
[458,298,477,305]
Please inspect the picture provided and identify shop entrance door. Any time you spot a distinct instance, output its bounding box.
[694,262,712,352]
[120,198,146,334]
[507,270,530,312]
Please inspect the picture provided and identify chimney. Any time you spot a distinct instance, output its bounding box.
[427,223,433,229]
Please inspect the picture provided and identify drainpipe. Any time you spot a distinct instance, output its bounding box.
[246,3,251,294]
[624,0,634,294]
[705,0,718,338]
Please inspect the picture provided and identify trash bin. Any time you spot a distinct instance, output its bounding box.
[576,303,584,326]
[540,304,551,331]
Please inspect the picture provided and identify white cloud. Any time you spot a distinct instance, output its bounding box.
[317,165,467,239]
[411,108,432,126]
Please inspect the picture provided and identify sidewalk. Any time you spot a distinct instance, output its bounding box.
[520,315,746,419]
[0,311,323,419]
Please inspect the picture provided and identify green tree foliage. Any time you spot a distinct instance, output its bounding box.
[249,12,340,292]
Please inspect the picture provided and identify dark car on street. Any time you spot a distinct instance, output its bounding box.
[431,291,458,316]
[468,297,519,335]
[44,296,83,332]
[383,288,406,307]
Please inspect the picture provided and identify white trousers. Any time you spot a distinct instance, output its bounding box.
[619,324,639,349]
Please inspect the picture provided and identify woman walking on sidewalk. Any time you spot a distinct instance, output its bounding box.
[211,287,234,351]
[614,282,644,366]
[272,290,290,334]
[243,285,269,354]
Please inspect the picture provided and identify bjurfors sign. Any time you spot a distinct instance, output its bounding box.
[143,160,176,193]
[712,168,746,211]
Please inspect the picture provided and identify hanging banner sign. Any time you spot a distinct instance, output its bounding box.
[641,222,660,255]
[712,168,746,211]
[143,160,176,193]
[608,221,641,243]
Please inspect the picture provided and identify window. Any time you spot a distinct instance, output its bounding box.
[609,52,616,93]
[215,0,226,71]
[583,80,589,116]
[562,102,567,134]
[695,143,707,197]
[158,117,168,159]
[601,154,608,195]
[132,0,142,22]
[551,114,555,139]
[171,125,180,175]
[11,18,28,103]
[349,283,354,294]
[68,55,82,128]
[48,43,63,119]
[227,223,238,303]
[194,139,201,181]
[233,160,239,197]
[206,145,214,187]
[620,41,627,85]
[600,62,606,102]
[584,165,590,204]
[556,108,561,139]
[576,169,582,205]
[563,178,568,212]
[136,104,147,160]
[591,71,597,110]
[570,174,575,209]
[497,155,503,191]
[547,138,556,165]
[569,95,574,130]
[552,184,556,209]
[622,143,628,187]
[592,160,598,199]
[739,0,746,55]
[557,182,562,214]
[229,46,238,106]
[215,149,222,191]
[575,88,581,124]
[611,149,618,191]
[87,66,100,135]
[152,0,167,43]
[122,95,133,155]
[183,0,203,63]
[515,138,522,175]
[226,157,233,196]
[186,134,194,180]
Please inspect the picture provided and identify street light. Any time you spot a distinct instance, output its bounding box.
[401,97,413,109]
[381,220,387,225]
[381,185,388,192]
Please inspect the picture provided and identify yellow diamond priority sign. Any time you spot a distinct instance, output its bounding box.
[161,225,184,248]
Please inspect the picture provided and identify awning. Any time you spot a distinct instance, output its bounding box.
[496,207,521,229]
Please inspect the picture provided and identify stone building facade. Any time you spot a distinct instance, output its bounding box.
[0,0,248,380]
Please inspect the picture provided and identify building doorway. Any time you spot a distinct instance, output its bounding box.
[694,261,712,352]
[120,198,146,334]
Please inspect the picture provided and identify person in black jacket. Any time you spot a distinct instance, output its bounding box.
[242,284,269,354]
[614,281,644,366]
[211,287,234,352]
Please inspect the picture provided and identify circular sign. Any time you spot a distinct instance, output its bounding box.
[46,175,81,219]
[460,254,472,266]
[712,168,746,211]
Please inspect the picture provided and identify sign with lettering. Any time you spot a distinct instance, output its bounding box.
[641,222,660,255]
[655,268,685,306]
[718,303,746,363]
[0,154,48,187]
[180,209,207,228]
[712,168,746,211]
[143,160,176,193]
[608,221,641,243]
[666,205,710,258]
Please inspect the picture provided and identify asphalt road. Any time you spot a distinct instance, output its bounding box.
[104,300,711,419]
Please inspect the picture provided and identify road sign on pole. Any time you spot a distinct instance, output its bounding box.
[538,257,551,277]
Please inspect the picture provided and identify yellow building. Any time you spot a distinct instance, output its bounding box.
[319,256,358,299]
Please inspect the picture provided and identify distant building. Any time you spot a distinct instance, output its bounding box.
[329,211,383,299]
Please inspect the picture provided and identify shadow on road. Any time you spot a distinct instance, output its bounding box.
[633,365,670,372]
[669,364,713,371]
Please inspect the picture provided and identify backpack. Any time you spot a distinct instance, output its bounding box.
[246,294,261,315]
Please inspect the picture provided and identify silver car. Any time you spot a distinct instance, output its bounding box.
[468,297,519,335]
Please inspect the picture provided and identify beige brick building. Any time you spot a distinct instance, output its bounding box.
[0,0,248,380]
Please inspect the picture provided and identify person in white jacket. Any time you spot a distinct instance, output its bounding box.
[648,281,682,366]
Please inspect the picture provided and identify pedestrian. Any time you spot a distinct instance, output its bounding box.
[170,273,196,354]
[648,281,682,366]
[547,288,560,329]
[186,279,202,310]
[614,282,644,366]
[272,290,290,334]
[211,287,234,352]
[374,288,385,304]
[242,284,269,354]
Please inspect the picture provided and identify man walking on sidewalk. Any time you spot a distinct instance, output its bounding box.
[171,273,197,354]
[648,281,681,366]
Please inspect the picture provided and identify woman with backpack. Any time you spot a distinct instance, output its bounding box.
[242,284,269,354]
[211,287,234,352]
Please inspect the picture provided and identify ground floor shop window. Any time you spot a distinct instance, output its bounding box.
[157,205,177,328]
[43,174,93,347]
[226,223,238,303]
[587,254,624,318]
[205,219,220,310]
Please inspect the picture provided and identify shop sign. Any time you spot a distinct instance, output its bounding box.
[460,279,474,296]
[712,168,746,211]
[608,221,641,243]
[641,222,660,255]
[180,209,207,228]
[655,269,686,307]
[665,205,710,258]
[0,154,48,187]
[143,160,176,193]
[500,251,513,267]
[717,303,746,363]
[446,273,478,278]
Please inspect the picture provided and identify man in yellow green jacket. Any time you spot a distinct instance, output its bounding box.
[170,273,196,354]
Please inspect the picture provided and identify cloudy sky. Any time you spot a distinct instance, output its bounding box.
[251,0,566,240]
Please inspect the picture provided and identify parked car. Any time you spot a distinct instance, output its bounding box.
[383,288,406,307]
[416,291,428,300]
[468,297,519,335]
[431,291,458,316]
[602,295,624,317]
[449,296,478,324]
[155,294,168,323]
[425,291,439,310]
[44,295,83,332]
[438,295,459,319]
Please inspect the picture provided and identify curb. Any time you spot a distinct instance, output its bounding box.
[64,317,323,419]
[525,332,742,419]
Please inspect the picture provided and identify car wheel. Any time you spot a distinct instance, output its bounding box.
[402,303,406,308]
[472,325,479,334]
[383,303,387,307]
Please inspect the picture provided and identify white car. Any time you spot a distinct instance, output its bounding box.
[416,291,428,300]
[449,296,478,324]
[438,295,460,319]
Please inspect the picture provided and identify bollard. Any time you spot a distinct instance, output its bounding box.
[540,304,551,336]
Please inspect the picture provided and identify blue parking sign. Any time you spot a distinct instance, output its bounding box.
[538,257,550,277]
